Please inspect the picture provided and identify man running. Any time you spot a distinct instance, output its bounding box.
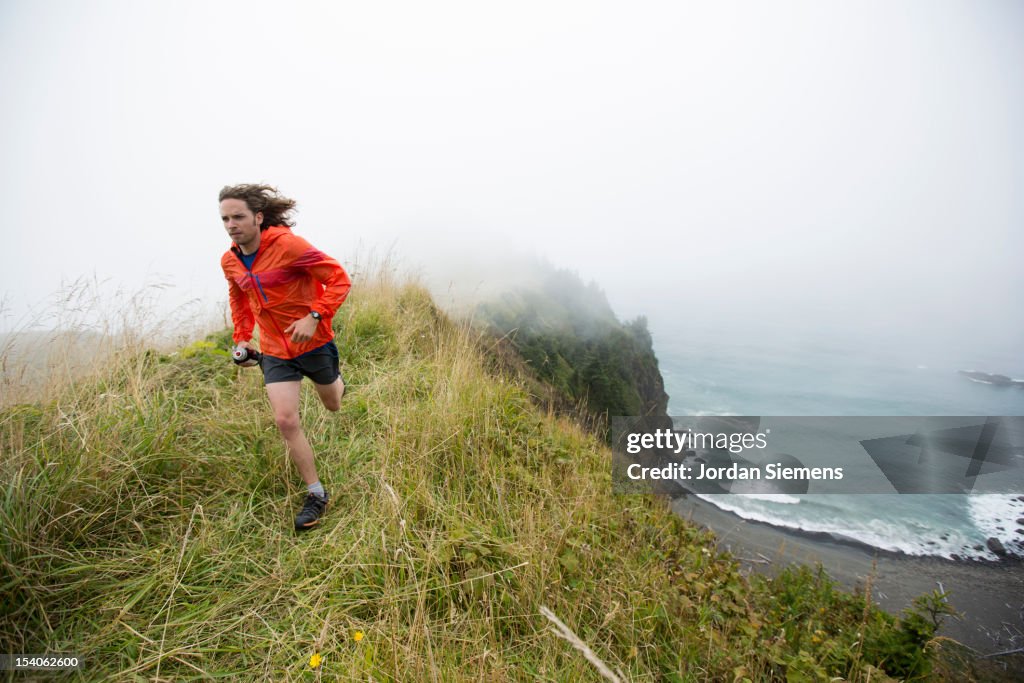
[219,184,352,531]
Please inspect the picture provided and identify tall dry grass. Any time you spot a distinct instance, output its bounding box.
[1,266,935,681]
[1,275,225,409]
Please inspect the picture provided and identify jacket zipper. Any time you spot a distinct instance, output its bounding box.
[253,273,269,303]
[234,245,294,356]
[234,250,270,303]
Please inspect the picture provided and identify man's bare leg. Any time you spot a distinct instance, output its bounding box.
[313,375,345,411]
[265,380,319,485]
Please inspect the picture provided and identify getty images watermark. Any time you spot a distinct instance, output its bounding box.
[611,416,1024,495]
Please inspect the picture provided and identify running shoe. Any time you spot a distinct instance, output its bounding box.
[294,491,329,531]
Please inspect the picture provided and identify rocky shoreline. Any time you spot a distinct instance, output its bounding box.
[670,493,1024,656]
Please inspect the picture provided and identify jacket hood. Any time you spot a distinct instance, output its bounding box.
[228,224,292,255]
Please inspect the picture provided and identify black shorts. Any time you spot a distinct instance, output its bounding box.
[260,341,342,385]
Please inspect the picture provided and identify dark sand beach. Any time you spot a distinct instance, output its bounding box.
[670,494,1024,656]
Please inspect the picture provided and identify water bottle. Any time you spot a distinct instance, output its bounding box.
[232,346,262,365]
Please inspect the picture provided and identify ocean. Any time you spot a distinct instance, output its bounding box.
[649,315,1024,560]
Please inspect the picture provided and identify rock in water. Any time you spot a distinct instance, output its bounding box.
[986,537,1007,557]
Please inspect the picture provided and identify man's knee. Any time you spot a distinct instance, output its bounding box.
[274,411,301,434]
[321,391,342,412]
[319,379,344,412]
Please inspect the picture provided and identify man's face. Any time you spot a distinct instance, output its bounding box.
[220,198,263,249]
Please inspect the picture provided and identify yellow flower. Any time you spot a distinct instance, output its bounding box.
[354,631,365,642]
[308,653,322,668]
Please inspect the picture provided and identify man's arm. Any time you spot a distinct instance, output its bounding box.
[227,275,256,344]
[289,238,352,317]
[309,256,352,317]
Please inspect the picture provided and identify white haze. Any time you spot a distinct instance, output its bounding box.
[1,1,1021,366]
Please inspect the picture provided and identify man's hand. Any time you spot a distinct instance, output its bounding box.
[284,314,318,343]
[235,340,259,367]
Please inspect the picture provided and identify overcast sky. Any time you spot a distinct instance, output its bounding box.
[1,1,1021,355]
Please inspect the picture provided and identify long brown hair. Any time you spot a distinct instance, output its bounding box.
[218,184,297,230]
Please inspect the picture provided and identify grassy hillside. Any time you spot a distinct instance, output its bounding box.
[1,275,955,681]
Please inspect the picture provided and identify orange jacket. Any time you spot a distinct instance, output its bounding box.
[221,226,352,359]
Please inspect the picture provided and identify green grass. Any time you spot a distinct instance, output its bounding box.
[1,275,948,681]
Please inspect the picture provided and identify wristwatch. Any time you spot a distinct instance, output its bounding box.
[309,311,322,322]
